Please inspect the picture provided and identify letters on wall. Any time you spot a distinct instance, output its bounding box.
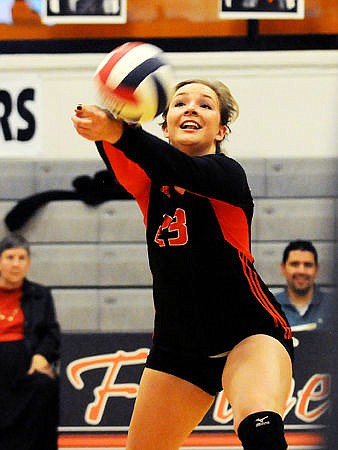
[0,75,41,157]
[59,331,331,448]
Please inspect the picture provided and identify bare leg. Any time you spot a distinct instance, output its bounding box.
[222,334,292,431]
[126,368,214,450]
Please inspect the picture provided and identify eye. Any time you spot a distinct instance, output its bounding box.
[174,101,185,107]
[201,103,212,109]
[289,262,299,267]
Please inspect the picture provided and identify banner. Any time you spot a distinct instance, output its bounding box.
[219,0,305,19]
[42,0,127,24]
[59,330,330,448]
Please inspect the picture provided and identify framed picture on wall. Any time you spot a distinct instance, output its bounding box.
[42,0,127,24]
[219,0,304,19]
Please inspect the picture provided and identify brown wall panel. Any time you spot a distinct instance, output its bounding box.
[0,0,337,41]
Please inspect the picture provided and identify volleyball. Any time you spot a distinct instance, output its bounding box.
[94,42,175,124]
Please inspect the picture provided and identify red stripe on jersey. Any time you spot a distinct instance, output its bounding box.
[102,141,151,226]
[210,198,253,262]
[239,252,292,340]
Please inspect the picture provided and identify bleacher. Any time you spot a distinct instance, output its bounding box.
[0,157,336,334]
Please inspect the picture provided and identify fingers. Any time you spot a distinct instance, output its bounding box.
[71,104,98,140]
[28,354,56,378]
[71,104,106,127]
[27,366,56,379]
[74,103,92,116]
[71,115,93,128]
[74,104,105,117]
[71,104,124,143]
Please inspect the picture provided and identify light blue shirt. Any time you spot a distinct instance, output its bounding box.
[275,286,333,330]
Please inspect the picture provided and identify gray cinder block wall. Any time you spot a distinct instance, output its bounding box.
[0,158,336,333]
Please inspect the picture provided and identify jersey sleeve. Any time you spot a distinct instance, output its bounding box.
[95,140,151,222]
[107,125,252,208]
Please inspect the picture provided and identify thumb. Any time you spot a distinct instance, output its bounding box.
[74,104,102,118]
[74,103,89,118]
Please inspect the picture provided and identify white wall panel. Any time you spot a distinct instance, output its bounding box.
[0,51,337,160]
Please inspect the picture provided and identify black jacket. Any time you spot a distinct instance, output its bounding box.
[21,279,61,364]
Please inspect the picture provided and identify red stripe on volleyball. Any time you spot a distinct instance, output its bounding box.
[97,42,145,105]
[98,42,144,85]
[101,83,138,105]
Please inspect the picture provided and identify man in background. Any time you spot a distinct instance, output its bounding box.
[275,239,332,330]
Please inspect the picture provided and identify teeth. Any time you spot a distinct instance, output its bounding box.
[181,121,200,129]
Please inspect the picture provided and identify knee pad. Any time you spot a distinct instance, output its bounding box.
[237,411,288,450]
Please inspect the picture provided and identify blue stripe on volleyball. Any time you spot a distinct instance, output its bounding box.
[118,57,167,90]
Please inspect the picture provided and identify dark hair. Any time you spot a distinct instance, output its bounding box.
[282,240,318,266]
[0,234,30,256]
[160,79,239,153]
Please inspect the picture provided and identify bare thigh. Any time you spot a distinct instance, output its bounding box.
[126,368,215,450]
[222,334,292,431]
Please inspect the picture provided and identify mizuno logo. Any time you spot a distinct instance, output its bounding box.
[255,416,270,427]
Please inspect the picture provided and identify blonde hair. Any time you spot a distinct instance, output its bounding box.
[161,79,239,153]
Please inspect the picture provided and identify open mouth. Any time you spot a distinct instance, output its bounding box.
[180,121,201,130]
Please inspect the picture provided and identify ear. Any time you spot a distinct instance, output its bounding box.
[162,124,169,139]
[280,262,286,276]
[315,263,320,277]
[215,124,228,142]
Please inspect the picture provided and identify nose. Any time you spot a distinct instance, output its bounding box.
[297,263,307,274]
[184,103,197,115]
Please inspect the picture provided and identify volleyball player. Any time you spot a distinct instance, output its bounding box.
[72,79,293,450]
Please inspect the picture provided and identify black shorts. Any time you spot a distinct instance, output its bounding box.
[146,335,294,397]
[145,345,227,396]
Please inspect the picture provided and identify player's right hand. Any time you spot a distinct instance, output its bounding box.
[71,104,124,143]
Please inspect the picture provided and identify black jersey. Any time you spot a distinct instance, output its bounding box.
[96,126,292,357]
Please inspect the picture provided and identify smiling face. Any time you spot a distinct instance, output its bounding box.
[281,250,319,297]
[0,247,30,289]
[162,83,228,156]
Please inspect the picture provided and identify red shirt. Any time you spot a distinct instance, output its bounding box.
[0,287,24,341]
